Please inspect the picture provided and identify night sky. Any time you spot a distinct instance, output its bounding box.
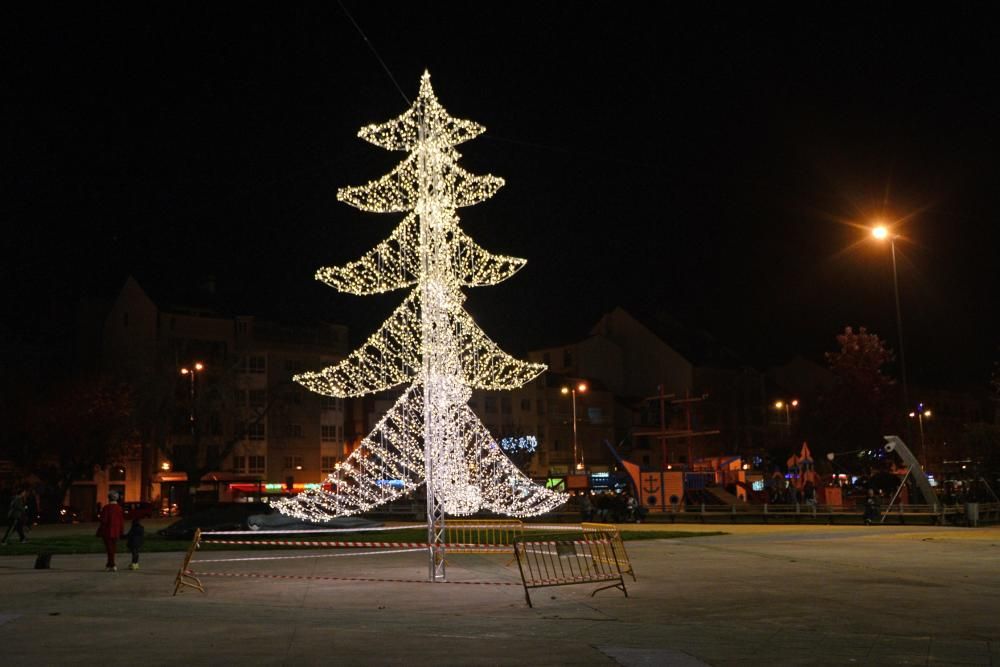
[6,4,999,389]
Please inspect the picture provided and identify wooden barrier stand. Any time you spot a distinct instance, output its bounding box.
[173,528,205,596]
[513,532,628,608]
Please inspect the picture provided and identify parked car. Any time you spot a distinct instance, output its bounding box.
[122,501,155,520]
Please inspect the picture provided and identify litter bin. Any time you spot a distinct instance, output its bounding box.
[965,502,979,527]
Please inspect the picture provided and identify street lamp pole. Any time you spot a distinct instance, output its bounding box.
[872,226,910,431]
[179,362,205,515]
[180,362,205,436]
[561,382,588,471]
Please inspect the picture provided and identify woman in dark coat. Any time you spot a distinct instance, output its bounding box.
[124,517,145,570]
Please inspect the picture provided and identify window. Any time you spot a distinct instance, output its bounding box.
[233,455,246,472]
[285,359,303,373]
[247,422,266,440]
[321,425,337,442]
[563,349,573,368]
[484,396,498,413]
[501,397,512,414]
[235,389,247,406]
[284,390,301,405]
[321,456,337,473]
[248,456,265,473]
[248,356,266,374]
[109,465,126,481]
[322,396,341,411]
[283,456,304,470]
[542,352,550,365]
[249,390,267,408]
[520,399,531,411]
[287,423,303,438]
[587,407,603,423]
[536,399,545,415]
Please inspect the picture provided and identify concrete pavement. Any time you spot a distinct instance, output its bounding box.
[1,523,998,665]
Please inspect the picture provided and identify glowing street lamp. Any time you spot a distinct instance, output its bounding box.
[561,382,588,471]
[773,398,799,428]
[908,403,932,469]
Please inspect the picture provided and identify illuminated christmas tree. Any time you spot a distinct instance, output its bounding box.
[274,72,566,573]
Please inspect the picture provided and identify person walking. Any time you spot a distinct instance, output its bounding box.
[96,491,125,571]
[2,489,29,544]
[863,488,880,526]
[24,490,37,534]
[124,516,145,570]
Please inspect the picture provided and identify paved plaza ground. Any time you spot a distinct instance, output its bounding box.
[1,522,998,665]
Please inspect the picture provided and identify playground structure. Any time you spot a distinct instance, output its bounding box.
[606,435,998,525]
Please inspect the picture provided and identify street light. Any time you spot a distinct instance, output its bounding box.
[180,362,205,435]
[871,224,911,430]
[908,403,931,469]
[773,399,799,429]
[560,382,588,472]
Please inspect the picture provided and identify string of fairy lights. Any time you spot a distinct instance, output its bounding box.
[274,72,566,521]
[315,211,527,296]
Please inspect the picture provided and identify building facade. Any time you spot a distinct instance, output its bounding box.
[97,277,348,507]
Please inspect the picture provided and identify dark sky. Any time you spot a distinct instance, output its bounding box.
[5,3,999,389]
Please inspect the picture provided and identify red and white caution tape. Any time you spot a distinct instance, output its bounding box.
[201,539,516,549]
[194,548,426,563]
[189,570,521,586]
[202,525,418,536]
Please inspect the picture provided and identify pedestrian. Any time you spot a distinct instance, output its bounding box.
[625,492,639,523]
[863,488,880,526]
[24,489,37,533]
[2,489,29,545]
[580,492,593,522]
[124,516,145,570]
[96,491,125,571]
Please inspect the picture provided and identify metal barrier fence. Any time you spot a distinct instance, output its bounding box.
[445,519,523,554]
[513,532,628,608]
[581,522,635,581]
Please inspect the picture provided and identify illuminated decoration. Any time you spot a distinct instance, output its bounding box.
[500,436,538,454]
[274,73,567,573]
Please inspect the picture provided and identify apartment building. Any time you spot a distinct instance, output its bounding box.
[96,277,348,506]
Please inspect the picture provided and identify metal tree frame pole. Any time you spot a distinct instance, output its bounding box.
[418,116,447,582]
